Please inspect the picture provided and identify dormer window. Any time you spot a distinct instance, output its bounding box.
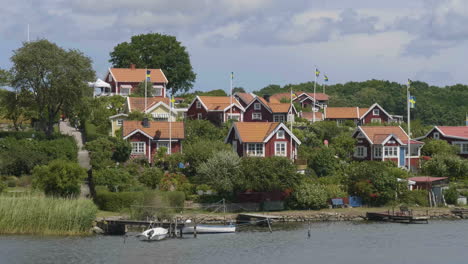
[373,109,380,116]
[254,103,261,110]
[277,130,285,139]
[196,101,202,109]
[433,132,440,140]
[108,75,113,82]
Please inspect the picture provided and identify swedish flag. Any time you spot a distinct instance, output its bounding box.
[170,95,175,108]
[409,96,416,109]
[324,75,329,82]
[231,72,234,80]
[146,70,151,81]
[407,78,412,86]
[315,68,320,77]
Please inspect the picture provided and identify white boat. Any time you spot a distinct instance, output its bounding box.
[182,224,236,234]
[137,227,168,241]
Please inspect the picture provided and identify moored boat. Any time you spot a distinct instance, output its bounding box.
[137,227,168,241]
[182,224,236,234]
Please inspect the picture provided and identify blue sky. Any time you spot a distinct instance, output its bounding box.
[1,0,468,92]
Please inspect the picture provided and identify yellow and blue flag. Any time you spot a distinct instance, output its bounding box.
[231,72,234,80]
[170,95,175,108]
[465,114,468,126]
[324,75,329,82]
[409,96,416,108]
[315,68,320,77]
[407,79,412,86]
[146,70,151,81]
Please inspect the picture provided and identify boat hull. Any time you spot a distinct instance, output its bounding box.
[182,225,236,234]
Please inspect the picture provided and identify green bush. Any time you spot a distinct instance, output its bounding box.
[422,139,459,156]
[17,176,32,187]
[94,190,145,212]
[0,181,6,193]
[164,191,185,208]
[5,176,18,188]
[0,131,46,140]
[400,190,429,207]
[32,160,87,197]
[444,186,459,205]
[289,181,328,209]
[197,150,242,194]
[138,167,164,189]
[323,184,347,200]
[422,154,468,180]
[93,168,138,192]
[84,121,100,142]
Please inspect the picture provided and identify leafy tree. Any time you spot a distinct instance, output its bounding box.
[444,186,459,205]
[0,89,32,131]
[198,89,227,96]
[111,137,132,163]
[197,150,242,194]
[32,160,87,197]
[0,69,12,86]
[159,173,192,195]
[130,81,148,97]
[138,167,164,189]
[232,87,246,93]
[182,139,231,177]
[10,40,95,137]
[184,120,226,143]
[308,146,340,177]
[422,154,468,180]
[93,168,137,192]
[109,33,196,94]
[421,139,459,156]
[288,180,328,209]
[85,137,115,170]
[330,134,356,160]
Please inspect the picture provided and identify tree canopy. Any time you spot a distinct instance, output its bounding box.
[109,33,196,94]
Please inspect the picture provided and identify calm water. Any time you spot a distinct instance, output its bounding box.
[1,220,468,264]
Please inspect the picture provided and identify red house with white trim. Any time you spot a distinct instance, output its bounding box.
[243,95,297,123]
[186,96,245,125]
[122,120,184,163]
[324,103,402,125]
[416,126,468,158]
[104,64,168,97]
[225,122,301,160]
[352,126,424,170]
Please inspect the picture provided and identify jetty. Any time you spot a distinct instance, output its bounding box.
[237,213,282,225]
[366,211,429,224]
[451,208,468,219]
[97,219,188,236]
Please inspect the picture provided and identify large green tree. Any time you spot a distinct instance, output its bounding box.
[109,33,196,94]
[10,40,95,137]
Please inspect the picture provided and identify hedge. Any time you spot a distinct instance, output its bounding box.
[94,190,185,212]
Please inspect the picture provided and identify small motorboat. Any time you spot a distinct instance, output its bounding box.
[137,227,168,241]
[182,224,236,234]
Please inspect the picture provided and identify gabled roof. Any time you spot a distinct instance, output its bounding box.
[435,126,468,140]
[246,96,295,114]
[300,112,324,121]
[194,96,244,112]
[127,97,170,112]
[296,92,330,101]
[356,126,410,145]
[109,68,168,83]
[325,107,360,119]
[359,103,392,119]
[226,122,301,144]
[409,176,448,183]
[122,121,184,140]
[235,92,256,105]
[109,113,129,120]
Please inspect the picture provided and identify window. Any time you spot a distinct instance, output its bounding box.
[228,114,240,121]
[152,113,169,121]
[371,118,381,123]
[273,115,285,123]
[275,142,287,157]
[196,101,202,109]
[374,147,382,158]
[252,113,262,120]
[373,109,380,116]
[120,88,130,96]
[197,113,203,120]
[384,146,398,157]
[246,143,263,156]
[157,142,170,154]
[277,130,285,139]
[108,75,113,82]
[433,132,440,140]
[254,103,261,110]
[152,86,163,96]
[131,142,145,154]
[117,119,123,126]
[232,140,238,153]
[453,142,468,154]
[354,146,366,158]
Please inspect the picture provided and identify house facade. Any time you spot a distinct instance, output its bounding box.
[122,120,184,163]
[270,92,329,109]
[186,96,245,125]
[234,92,256,107]
[416,126,468,158]
[126,97,180,121]
[243,96,297,123]
[324,103,402,125]
[352,126,424,170]
[104,64,168,97]
[109,113,129,137]
[225,122,301,160]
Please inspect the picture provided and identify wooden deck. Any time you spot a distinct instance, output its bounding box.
[97,219,186,235]
[366,212,429,224]
[237,213,282,225]
[451,208,468,219]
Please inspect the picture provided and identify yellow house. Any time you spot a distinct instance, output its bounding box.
[109,113,128,137]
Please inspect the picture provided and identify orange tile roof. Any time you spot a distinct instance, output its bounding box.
[110,68,168,83]
[325,107,360,119]
[360,126,409,144]
[128,97,170,112]
[268,103,292,113]
[437,126,468,139]
[123,121,184,139]
[271,92,329,102]
[198,96,243,111]
[235,93,255,105]
[300,112,324,121]
[234,122,279,142]
[359,108,369,117]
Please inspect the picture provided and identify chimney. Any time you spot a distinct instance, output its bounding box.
[263,94,270,103]
[142,118,150,128]
[130,64,136,70]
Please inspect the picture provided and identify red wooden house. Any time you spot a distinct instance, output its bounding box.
[122,119,184,163]
[104,64,168,97]
[270,92,329,109]
[186,96,245,125]
[243,95,297,123]
[352,126,424,170]
[416,126,468,158]
[225,122,301,160]
[324,103,402,125]
[234,92,256,107]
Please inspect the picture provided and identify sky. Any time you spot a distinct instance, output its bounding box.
[1,0,468,92]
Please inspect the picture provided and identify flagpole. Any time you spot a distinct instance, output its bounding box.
[230,72,233,121]
[407,81,411,172]
[290,87,293,160]
[145,68,148,111]
[169,89,172,155]
[313,68,317,123]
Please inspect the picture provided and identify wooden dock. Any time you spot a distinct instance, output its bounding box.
[97,219,187,235]
[237,213,282,225]
[451,208,468,219]
[366,212,429,224]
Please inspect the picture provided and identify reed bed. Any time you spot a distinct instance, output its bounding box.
[0,195,98,235]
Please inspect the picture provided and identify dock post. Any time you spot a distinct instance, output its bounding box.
[307,220,311,239]
[174,218,178,238]
[194,219,197,238]
[267,218,273,233]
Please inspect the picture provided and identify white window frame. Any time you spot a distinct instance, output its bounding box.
[232,140,238,153]
[453,142,468,154]
[254,103,261,110]
[277,130,285,139]
[433,132,440,140]
[196,101,202,109]
[152,86,163,97]
[273,114,285,123]
[354,146,366,158]
[384,146,398,157]
[120,87,130,96]
[275,142,287,157]
[373,109,380,116]
[252,113,262,120]
[117,119,123,126]
[197,113,203,120]
[227,113,240,121]
[157,142,170,154]
[374,146,382,158]
[131,142,146,154]
[108,75,113,82]
[246,143,264,157]
[371,118,382,123]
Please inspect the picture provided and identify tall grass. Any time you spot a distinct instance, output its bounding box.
[0,195,98,235]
